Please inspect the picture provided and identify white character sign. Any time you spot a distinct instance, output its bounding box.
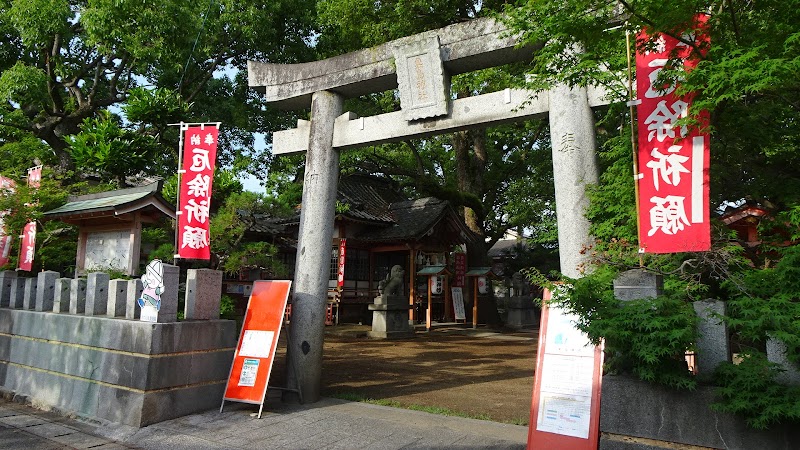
[138,259,164,322]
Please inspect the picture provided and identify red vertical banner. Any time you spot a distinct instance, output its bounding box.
[337,238,346,288]
[17,222,36,272]
[636,17,710,253]
[0,176,16,267]
[27,166,42,188]
[453,253,466,287]
[0,231,11,267]
[177,125,219,260]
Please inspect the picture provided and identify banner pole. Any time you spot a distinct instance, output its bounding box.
[172,122,188,260]
[626,25,645,267]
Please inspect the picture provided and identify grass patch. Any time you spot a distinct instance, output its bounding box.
[329,392,528,425]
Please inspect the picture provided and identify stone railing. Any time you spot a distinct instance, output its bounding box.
[0,268,236,427]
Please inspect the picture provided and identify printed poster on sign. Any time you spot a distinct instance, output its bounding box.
[451,287,466,321]
[238,359,260,387]
[177,125,219,260]
[636,15,710,253]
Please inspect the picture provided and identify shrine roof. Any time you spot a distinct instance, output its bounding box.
[43,181,175,222]
[336,174,406,224]
[356,197,478,245]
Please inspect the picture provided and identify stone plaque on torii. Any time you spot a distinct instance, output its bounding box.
[248,17,614,403]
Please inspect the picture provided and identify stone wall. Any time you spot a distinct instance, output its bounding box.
[600,375,800,450]
[602,270,800,449]
[0,269,236,427]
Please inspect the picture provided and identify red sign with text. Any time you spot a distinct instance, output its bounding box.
[221,280,291,417]
[453,253,466,287]
[337,238,346,288]
[636,17,710,253]
[17,222,36,272]
[177,125,219,259]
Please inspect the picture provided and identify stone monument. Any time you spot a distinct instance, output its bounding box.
[505,271,539,329]
[369,265,414,339]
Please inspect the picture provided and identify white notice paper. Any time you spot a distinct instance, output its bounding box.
[239,330,275,358]
[238,358,259,386]
[452,287,466,321]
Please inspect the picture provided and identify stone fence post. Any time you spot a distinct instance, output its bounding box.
[692,300,730,378]
[35,271,59,312]
[0,271,17,307]
[184,269,222,320]
[767,338,800,385]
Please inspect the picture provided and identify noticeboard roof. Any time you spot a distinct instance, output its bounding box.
[42,181,175,222]
[416,265,451,276]
[465,267,498,277]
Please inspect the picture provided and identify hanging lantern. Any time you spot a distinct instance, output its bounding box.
[477,276,488,294]
[430,276,443,294]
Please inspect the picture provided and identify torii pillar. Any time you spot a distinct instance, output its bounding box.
[249,17,607,402]
[285,90,343,403]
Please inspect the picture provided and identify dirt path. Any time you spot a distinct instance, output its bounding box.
[271,327,538,425]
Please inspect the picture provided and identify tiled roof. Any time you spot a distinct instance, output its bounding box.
[356,197,461,242]
[336,174,406,223]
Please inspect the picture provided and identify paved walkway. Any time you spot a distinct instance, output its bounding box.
[1,394,528,449]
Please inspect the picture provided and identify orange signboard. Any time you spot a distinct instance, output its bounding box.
[221,280,291,417]
[527,287,604,450]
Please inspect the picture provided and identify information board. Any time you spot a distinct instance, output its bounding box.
[451,287,466,321]
[221,280,291,417]
[527,287,604,450]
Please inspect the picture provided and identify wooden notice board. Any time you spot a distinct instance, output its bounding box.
[527,287,604,449]
[221,280,291,418]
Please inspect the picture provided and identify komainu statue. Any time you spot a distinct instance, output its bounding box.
[378,265,405,296]
[511,271,531,297]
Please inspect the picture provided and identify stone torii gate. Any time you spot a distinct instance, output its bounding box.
[248,17,612,403]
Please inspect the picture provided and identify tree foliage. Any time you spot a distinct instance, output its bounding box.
[508,0,800,429]
[0,0,316,177]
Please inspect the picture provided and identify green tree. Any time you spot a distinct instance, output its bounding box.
[0,0,316,178]
[507,0,800,428]
[209,191,287,277]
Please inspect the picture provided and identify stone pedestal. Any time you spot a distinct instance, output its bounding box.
[185,269,223,320]
[613,269,663,301]
[69,278,87,314]
[107,279,128,317]
[85,272,110,316]
[157,263,180,323]
[505,296,539,329]
[10,278,25,308]
[368,294,414,339]
[22,277,38,310]
[35,271,59,312]
[767,337,800,386]
[693,300,729,378]
[0,271,17,307]
[126,279,143,320]
[53,278,71,312]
